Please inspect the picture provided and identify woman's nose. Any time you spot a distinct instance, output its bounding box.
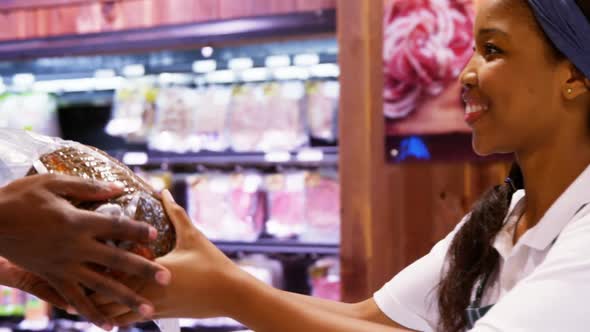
[460,57,478,89]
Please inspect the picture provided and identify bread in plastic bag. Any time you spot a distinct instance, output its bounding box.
[0,129,175,259]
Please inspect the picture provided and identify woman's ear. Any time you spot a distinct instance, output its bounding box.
[562,64,589,100]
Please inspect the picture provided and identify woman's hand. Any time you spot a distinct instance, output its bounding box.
[0,174,172,328]
[93,189,244,325]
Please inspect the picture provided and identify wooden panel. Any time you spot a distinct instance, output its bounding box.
[297,0,337,11]
[338,0,388,302]
[151,0,219,26]
[0,0,337,41]
[0,11,20,40]
[116,0,153,30]
[0,0,94,11]
[383,161,510,277]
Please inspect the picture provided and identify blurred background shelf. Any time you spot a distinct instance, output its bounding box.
[212,239,339,255]
[110,147,339,168]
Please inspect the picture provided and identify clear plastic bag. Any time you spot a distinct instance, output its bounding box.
[0,129,179,332]
[0,93,60,138]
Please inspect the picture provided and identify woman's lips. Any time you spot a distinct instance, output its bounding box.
[464,103,488,125]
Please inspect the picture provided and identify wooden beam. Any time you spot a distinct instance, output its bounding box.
[338,0,390,302]
[0,0,128,11]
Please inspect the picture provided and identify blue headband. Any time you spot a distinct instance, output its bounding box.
[528,0,590,78]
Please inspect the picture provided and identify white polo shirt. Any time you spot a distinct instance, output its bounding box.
[374,164,590,332]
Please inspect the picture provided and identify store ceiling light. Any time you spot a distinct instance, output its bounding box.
[241,68,268,82]
[192,60,217,73]
[294,53,320,66]
[122,151,149,166]
[122,64,145,78]
[273,66,310,81]
[206,70,236,84]
[94,69,116,78]
[33,76,125,93]
[228,57,254,71]
[309,63,340,78]
[94,76,124,91]
[264,151,291,163]
[265,55,291,68]
[201,46,214,58]
[158,73,193,85]
[12,73,35,87]
[295,148,324,162]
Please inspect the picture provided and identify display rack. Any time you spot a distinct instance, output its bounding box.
[112,147,339,168]
[0,8,342,332]
[213,239,339,255]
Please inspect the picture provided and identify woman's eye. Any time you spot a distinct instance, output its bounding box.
[483,43,503,57]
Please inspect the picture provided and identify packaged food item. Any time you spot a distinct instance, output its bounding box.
[0,129,175,259]
[258,81,308,151]
[106,78,158,142]
[265,171,307,239]
[227,84,268,152]
[300,170,340,244]
[0,92,60,137]
[309,257,341,301]
[304,81,339,142]
[237,254,284,289]
[228,82,307,152]
[229,171,266,240]
[186,171,264,241]
[0,129,179,332]
[193,86,232,152]
[149,87,200,153]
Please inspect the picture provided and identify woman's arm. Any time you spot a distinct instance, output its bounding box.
[274,291,404,327]
[97,190,410,331]
[227,267,411,332]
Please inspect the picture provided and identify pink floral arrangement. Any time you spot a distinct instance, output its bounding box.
[383,0,475,119]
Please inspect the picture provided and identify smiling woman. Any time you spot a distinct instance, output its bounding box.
[437,0,590,331]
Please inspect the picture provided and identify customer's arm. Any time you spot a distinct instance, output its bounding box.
[0,174,172,327]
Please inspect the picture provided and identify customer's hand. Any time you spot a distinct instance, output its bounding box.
[0,256,68,309]
[93,190,244,325]
[0,174,172,328]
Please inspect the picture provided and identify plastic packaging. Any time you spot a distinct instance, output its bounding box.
[0,129,178,332]
[304,81,339,142]
[300,170,340,243]
[106,78,158,142]
[265,171,307,239]
[150,87,201,153]
[309,257,340,301]
[186,171,264,241]
[0,93,60,137]
[193,86,232,152]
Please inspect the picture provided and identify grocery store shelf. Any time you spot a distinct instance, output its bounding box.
[0,9,336,60]
[213,239,339,255]
[113,147,339,168]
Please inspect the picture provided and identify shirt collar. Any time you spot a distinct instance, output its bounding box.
[518,163,590,251]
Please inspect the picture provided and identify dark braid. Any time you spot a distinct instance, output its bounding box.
[437,163,523,332]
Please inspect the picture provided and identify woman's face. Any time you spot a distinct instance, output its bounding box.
[460,0,568,156]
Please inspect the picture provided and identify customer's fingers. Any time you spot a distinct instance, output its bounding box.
[42,174,124,200]
[85,242,170,285]
[78,268,153,319]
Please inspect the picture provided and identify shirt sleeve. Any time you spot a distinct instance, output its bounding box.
[471,213,590,332]
[373,216,469,332]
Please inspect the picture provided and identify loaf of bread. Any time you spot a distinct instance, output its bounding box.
[27,146,175,259]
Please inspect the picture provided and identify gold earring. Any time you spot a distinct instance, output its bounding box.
[567,88,573,94]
